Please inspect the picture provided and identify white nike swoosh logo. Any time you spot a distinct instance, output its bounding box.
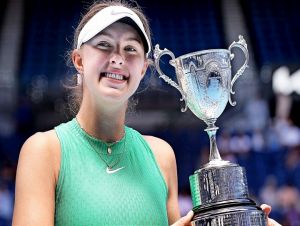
[106,166,125,174]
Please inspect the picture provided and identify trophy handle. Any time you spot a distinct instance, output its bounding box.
[228,35,249,106]
[154,44,187,112]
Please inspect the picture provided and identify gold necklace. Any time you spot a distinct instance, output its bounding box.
[106,137,123,155]
[85,135,126,172]
[75,118,126,173]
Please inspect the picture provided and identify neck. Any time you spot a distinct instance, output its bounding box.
[76,99,127,142]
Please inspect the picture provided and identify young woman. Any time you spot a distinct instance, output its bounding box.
[13,1,280,225]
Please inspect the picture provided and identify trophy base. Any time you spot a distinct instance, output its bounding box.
[192,202,267,226]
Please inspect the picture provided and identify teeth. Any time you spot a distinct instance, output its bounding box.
[105,73,125,80]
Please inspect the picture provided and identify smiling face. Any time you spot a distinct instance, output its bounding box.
[72,22,148,108]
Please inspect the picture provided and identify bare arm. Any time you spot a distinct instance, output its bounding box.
[143,136,181,224]
[163,142,182,224]
[13,130,60,226]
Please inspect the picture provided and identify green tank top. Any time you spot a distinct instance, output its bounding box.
[54,119,168,226]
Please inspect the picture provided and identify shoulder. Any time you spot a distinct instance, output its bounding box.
[23,129,58,149]
[19,130,60,182]
[143,135,176,164]
[21,130,59,158]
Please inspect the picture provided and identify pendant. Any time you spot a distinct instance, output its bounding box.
[107,147,112,155]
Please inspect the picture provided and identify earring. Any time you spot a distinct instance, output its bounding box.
[77,73,82,85]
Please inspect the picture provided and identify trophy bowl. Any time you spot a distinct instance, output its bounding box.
[154,36,267,226]
[169,49,231,121]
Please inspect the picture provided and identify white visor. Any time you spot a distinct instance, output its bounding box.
[77,5,151,55]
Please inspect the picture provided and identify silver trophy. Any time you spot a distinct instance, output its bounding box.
[154,36,267,225]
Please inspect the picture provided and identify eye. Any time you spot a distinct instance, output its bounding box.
[124,46,137,52]
[96,41,112,49]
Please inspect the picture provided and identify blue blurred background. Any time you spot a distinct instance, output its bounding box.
[0,0,300,225]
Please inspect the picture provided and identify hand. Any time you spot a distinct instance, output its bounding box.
[171,210,194,226]
[261,204,282,226]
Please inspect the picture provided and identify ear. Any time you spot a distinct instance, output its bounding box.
[72,49,84,74]
[140,59,149,79]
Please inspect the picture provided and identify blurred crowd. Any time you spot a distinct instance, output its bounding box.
[217,119,300,225]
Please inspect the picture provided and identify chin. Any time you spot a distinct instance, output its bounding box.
[99,89,128,103]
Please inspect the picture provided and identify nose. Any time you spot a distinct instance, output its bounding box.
[110,53,124,65]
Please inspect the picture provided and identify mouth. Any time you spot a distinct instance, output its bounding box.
[100,72,128,81]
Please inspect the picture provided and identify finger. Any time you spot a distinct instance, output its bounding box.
[185,210,194,221]
[268,218,282,226]
[175,210,194,226]
[260,205,282,226]
[260,204,271,216]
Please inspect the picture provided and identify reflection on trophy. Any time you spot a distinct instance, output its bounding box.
[154,36,267,225]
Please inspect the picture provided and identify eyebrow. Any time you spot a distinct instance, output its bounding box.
[99,31,142,44]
